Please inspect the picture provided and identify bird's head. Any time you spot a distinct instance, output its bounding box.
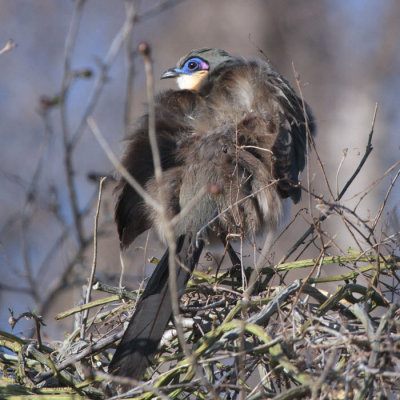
[161,48,231,90]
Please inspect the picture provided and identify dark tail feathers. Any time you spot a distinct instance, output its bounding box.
[109,234,203,379]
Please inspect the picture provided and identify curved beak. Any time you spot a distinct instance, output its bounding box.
[160,67,183,79]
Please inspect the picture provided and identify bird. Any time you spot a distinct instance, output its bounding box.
[108,47,315,380]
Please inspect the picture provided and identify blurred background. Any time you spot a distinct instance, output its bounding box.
[0,0,399,339]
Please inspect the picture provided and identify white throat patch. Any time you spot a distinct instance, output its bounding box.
[177,70,208,90]
[177,74,194,90]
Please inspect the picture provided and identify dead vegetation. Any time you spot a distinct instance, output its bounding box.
[1,1,400,399]
[1,112,400,398]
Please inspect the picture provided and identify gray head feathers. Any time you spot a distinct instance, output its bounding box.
[177,48,232,71]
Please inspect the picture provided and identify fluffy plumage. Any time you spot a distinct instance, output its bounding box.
[109,48,315,380]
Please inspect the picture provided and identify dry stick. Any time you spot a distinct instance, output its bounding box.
[139,44,219,399]
[80,177,106,339]
[353,304,398,400]
[335,148,348,198]
[314,186,368,257]
[306,192,373,230]
[310,350,338,400]
[313,223,391,306]
[338,104,377,201]
[20,40,70,306]
[279,104,378,264]
[282,72,377,305]
[337,147,398,303]
[338,216,365,253]
[300,185,384,276]
[95,371,170,400]
[287,247,326,317]
[299,183,378,259]
[9,311,45,350]
[34,330,124,384]
[138,43,164,198]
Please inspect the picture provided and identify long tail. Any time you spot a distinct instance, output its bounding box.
[109,234,204,379]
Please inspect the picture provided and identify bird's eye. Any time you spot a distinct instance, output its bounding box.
[188,61,198,70]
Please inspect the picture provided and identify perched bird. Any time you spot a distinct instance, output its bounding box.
[109,48,315,379]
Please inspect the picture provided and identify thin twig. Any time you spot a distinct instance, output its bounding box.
[338,104,377,200]
[280,104,378,264]
[0,39,17,55]
[81,177,106,339]
[371,167,400,233]
[95,371,171,400]
[292,62,335,201]
[33,330,124,384]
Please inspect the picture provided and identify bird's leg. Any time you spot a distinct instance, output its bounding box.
[223,237,241,270]
[216,233,244,290]
[195,208,219,247]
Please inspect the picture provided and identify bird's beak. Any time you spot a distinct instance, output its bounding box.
[160,67,183,79]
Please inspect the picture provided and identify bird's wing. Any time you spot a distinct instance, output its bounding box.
[198,58,315,206]
[115,90,204,247]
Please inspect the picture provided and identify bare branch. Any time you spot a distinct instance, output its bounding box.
[0,39,17,55]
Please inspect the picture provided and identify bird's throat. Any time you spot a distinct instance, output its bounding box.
[177,70,208,90]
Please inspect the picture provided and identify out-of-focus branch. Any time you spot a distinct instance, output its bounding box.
[0,39,17,55]
[19,93,55,304]
[60,0,87,246]
[70,1,137,149]
[124,1,136,133]
[133,0,187,24]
